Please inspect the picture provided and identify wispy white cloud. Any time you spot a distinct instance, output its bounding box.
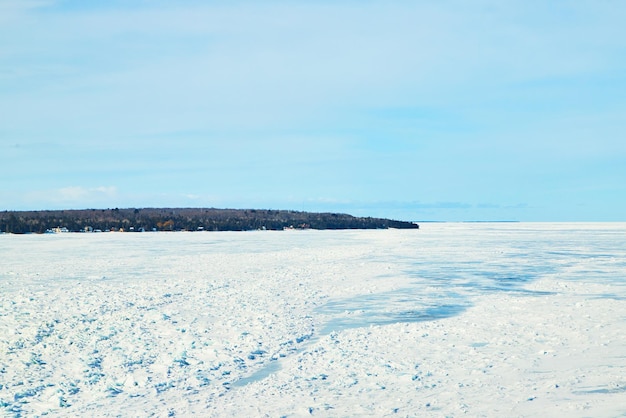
[57,186,117,201]
[19,186,119,209]
[0,0,53,20]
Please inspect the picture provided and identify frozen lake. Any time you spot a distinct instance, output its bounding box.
[2,223,626,416]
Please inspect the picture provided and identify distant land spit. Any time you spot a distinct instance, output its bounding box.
[0,208,419,234]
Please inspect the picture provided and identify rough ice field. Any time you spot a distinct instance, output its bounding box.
[1,223,626,417]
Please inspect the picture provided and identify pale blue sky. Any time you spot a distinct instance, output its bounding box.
[1,0,625,221]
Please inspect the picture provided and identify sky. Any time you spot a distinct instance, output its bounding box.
[1,0,625,221]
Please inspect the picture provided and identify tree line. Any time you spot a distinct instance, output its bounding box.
[0,208,419,234]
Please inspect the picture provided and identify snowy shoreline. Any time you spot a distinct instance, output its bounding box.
[2,224,626,416]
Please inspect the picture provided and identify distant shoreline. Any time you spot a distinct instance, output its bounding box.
[0,207,419,234]
[415,220,520,223]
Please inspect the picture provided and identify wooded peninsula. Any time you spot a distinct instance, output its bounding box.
[0,208,419,234]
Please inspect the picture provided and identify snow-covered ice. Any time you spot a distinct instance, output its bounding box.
[2,223,626,417]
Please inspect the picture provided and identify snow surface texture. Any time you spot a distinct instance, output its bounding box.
[1,223,626,417]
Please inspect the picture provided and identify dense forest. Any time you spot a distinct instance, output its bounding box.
[0,208,419,234]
